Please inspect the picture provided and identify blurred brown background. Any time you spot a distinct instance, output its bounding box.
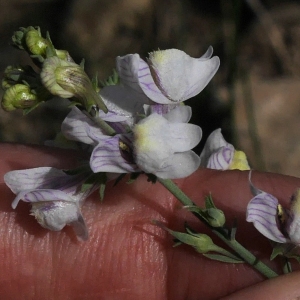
[1,0,300,176]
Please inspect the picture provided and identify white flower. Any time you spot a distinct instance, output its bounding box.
[116,47,220,104]
[200,129,250,170]
[4,167,97,241]
[133,108,202,178]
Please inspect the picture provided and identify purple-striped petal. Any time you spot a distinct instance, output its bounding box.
[90,135,139,173]
[12,189,75,209]
[200,128,233,169]
[62,107,102,145]
[4,167,76,193]
[117,54,172,104]
[246,193,288,243]
[206,146,234,170]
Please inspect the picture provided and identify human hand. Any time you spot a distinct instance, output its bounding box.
[1,144,300,300]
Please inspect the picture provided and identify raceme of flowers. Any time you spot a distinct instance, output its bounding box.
[3,44,250,240]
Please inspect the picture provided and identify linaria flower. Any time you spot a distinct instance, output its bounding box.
[133,108,202,178]
[116,47,220,104]
[246,171,300,244]
[4,167,98,241]
[199,128,250,170]
[62,105,201,179]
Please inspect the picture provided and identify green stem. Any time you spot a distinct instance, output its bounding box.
[211,244,243,262]
[92,116,116,136]
[157,178,278,279]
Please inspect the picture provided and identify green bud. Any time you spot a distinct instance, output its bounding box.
[12,26,49,56]
[41,56,107,112]
[25,29,49,56]
[2,84,39,111]
[170,230,215,254]
[55,49,74,62]
[205,208,226,227]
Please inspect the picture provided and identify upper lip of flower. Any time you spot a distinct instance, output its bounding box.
[116,47,220,104]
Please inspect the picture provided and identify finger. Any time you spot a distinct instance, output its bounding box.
[1,144,300,299]
[220,271,300,300]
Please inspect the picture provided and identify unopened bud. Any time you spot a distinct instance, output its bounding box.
[41,56,107,112]
[1,84,39,111]
[25,28,49,56]
[205,208,226,227]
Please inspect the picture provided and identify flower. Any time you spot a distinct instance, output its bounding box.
[116,47,220,104]
[199,128,250,170]
[246,171,300,244]
[62,105,201,179]
[4,167,98,241]
[133,108,202,178]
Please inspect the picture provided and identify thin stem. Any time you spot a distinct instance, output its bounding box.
[157,178,278,279]
[211,244,243,262]
[92,116,116,136]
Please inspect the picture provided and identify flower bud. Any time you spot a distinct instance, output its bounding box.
[1,84,39,111]
[205,207,226,227]
[25,28,49,56]
[170,229,216,254]
[41,56,107,112]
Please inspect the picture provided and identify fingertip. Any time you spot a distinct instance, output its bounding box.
[220,271,300,300]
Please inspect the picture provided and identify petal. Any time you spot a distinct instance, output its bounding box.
[153,151,200,179]
[246,193,288,243]
[12,188,75,209]
[30,201,84,233]
[117,54,172,104]
[4,167,70,194]
[167,123,202,152]
[164,105,192,123]
[90,135,139,173]
[99,85,149,126]
[148,48,220,102]
[100,85,148,120]
[70,213,89,241]
[116,54,145,94]
[200,128,232,168]
[198,46,214,60]
[205,146,234,170]
[286,189,300,244]
[248,170,264,196]
[62,107,102,145]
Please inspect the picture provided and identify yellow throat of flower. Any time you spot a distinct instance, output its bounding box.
[228,150,250,171]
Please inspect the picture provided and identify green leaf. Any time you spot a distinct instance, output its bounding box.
[99,182,106,201]
[205,193,216,209]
